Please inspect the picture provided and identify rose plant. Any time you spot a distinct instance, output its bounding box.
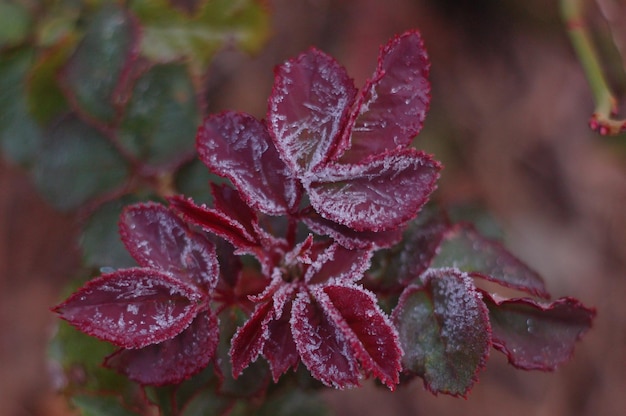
[50,29,595,414]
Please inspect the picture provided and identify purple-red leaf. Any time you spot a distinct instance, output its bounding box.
[119,202,219,291]
[392,269,491,397]
[302,209,403,249]
[290,290,360,389]
[307,148,441,232]
[168,195,258,251]
[229,301,274,378]
[337,30,431,163]
[319,285,402,390]
[262,298,300,382]
[431,224,549,298]
[197,112,301,215]
[305,243,372,285]
[268,48,358,175]
[104,310,219,385]
[53,268,204,349]
[482,292,595,370]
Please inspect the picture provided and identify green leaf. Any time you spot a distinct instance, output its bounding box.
[33,116,129,211]
[71,395,140,416]
[430,224,549,298]
[49,321,134,397]
[80,196,141,269]
[0,48,44,166]
[0,2,32,47]
[60,3,138,122]
[251,390,332,416]
[392,269,491,397]
[175,158,229,204]
[27,37,76,124]
[119,63,199,167]
[130,0,270,76]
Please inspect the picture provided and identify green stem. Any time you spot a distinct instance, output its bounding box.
[560,0,626,135]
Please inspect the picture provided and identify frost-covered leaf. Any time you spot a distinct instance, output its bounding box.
[210,184,260,238]
[197,112,301,215]
[305,243,372,285]
[119,63,199,167]
[60,3,139,122]
[393,269,491,396]
[33,116,129,211]
[318,285,402,390]
[104,311,219,385]
[120,202,219,291]
[431,224,549,298]
[262,298,299,382]
[131,0,270,76]
[308,148,440,232]
[291,291,360,389]
[268,48,357,175]
[302,210,403,249]
[337,30,430,162]
[229,301,273,378]
[53,268,204,349]
[168,195,259,251]
[482,292,595,371]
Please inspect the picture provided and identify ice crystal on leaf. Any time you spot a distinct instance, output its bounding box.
[52,29,594,398]
[197,30,441,235]
[53,203,220,385]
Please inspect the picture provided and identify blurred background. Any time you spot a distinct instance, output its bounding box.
[1,0,625,415]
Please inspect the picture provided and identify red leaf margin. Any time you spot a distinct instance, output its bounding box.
[52,268,205,349]
[481,291,595,371]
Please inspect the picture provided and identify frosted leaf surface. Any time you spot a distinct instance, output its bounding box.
[291,291,360,388]
[210,184,259,238]
[104,310,219,385]
[482,292,595,370]
[229,301,274,378]
[268,48,357,175]
[392,268,491,397]
[53,268,204,349]
[338,31,431,163]
[262,298,300,381]
[431,224,548,298]
[120,203,219,291]
[302,210,402,249]
[168,195,258,252]
[304,243,373,285]
[197,112,301,215]
[320,285,402,390]
[307,148,441,232]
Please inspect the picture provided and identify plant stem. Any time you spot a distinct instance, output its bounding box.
[560,0,626,135]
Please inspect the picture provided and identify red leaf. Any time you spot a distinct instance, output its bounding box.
[168,195,258,251]
[319,285,402,390]
[262,298,300,382]
[431,224,549,298]
[307,148,441,232]
[482,292,595,370]
[119,202,219,291]
[197,112,301,215]
[104,311,219,385]
[268,48,358,175]
[302,209,403,249]
[53,268,204,348]
[337,30,431,163]
[229,301,274,378]
[392,269,491,397]
[305,243,372,285]
[290,291,360,388]
[210,183,259,238]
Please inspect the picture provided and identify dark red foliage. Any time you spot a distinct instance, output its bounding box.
[53,29,594,396]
